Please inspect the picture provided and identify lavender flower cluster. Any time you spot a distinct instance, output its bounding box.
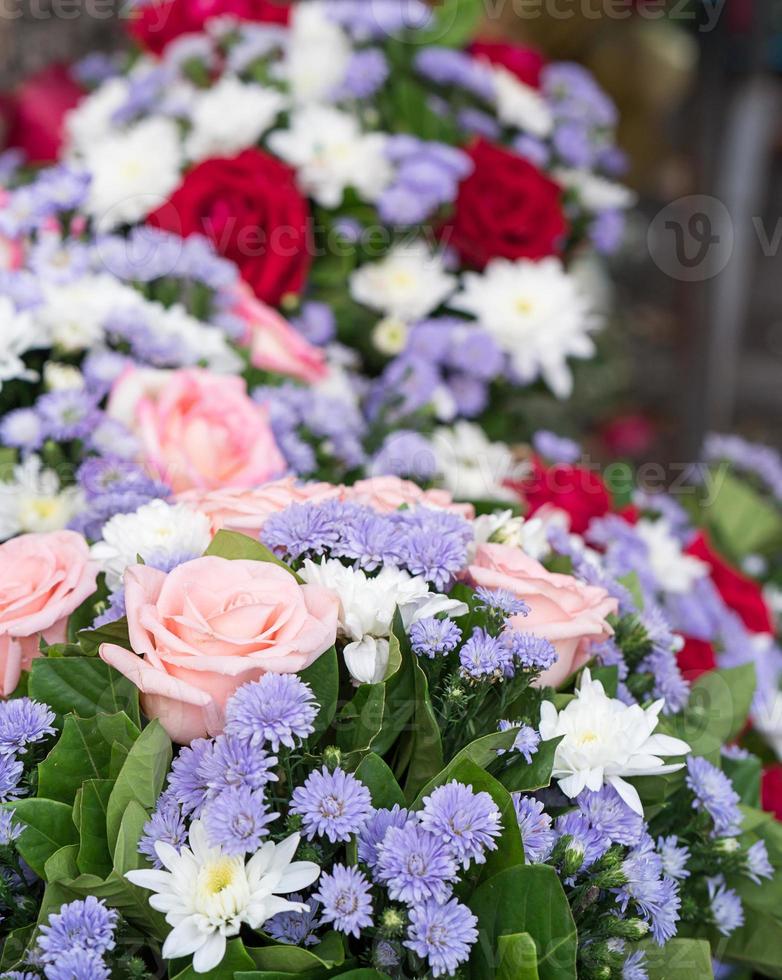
[14,896,119,980]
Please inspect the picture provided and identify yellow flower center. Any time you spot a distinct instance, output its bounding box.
[203,858,239,896]
[577,731,599,745]
[515,298,533,315]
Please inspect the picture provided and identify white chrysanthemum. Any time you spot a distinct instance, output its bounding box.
[269,105,392,208]
[350,242,457,322]
[127,823,319,975]
[432,422,520,504]
[185,75,286,162]
[540,668,691,814]
[634,518,709,595]
[553,168,637,212]
[82,117,183,231]
[91,499,213,592]
[493,67,553,137]
[144,301,243,373]
[470,508,568,562]
[0,298,48,390]
[299,558,467,684]
[449,256,601,399]
[43,363,85,391]
[285,1,352,103]
[64,77,131,153]
[34,273,140,352]
[0,456,84,541]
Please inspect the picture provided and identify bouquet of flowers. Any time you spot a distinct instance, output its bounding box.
[0,471,781,979]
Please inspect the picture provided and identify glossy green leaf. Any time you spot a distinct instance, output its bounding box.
[501,737,563,794]
[497,932,540,980]
[414,0,484,48]
[8,799,78,878]
[76,616,131,658]
[249,931,344,972]
[353,753,405,809]
[206,529,298,576]
[469,865,577,980]
[170,939,256,979]
[640,938,714,979]
[300,646,339,737]
[401,655,444,799]
[106,719,172,850]
[666,664,756,761]
[702,470,782,560]
[336,681,385,754]
[37,711,139,804]
[75,778,113,877]
[29,657,140,727]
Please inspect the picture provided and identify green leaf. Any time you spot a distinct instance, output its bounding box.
[590,665,618,697]
[236,972,385,980]
[702,470,782,560]
[299,646,339,738]
[501,737,563,794]
[249,931,345,972]
[698,913,782,977]
[171,939,256,979]
[723,752,762,808]
[106,720,172,850]
[29,657,141,727]
[353,753,405,809]
[38,712,139,804]
[640,938,714,979]
[336,681,385,755]
[497,932,540,980]
[8,799,78,878]
[666,664,756,761]
[617,572,644,611]
[401,654,444,799]
[0,925,35,972]
[469,865,578,980]
[206,529,299,576]
[76,616,131,657]
[76,778,113,878]
[113,799,151,874]
[415,0,484,48]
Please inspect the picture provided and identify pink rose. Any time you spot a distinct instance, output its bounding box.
[348,477,475,519]
[231,283,328,384]
[0,531,98,696]
[177,477,342,537]
[108,367,286,493]
[100,556,339,744]
[468,543,617,687]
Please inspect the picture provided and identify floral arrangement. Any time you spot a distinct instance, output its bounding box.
[0,471,781,979]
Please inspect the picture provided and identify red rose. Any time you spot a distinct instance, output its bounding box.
[676,636,717,681]
[762,765,782,822]
[129,0,291,55]
[2,65,83,164]
[446,139,567,269]
[600,413,656,458]
[686,533,774,634]
[149,149,311,307]
[469,40,545,88]
[508,458,611,535]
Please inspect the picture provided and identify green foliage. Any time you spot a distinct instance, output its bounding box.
[205,529,299,576]
[7,799,78,878]
[29,657,140,727]
[640,938,714,978]
[106,720,172,850]
[701,469,782,561]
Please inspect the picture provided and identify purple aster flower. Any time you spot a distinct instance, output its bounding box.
[513,133,550,167]
[38,896,117,961]
[409,617,462,659]
[622,950,648,980]
[224,673,318,752]
[265,894,320,947]
[744,840,774,884]
[333,507,399,570]
[555,811,610,873]
[0,698,56,756]
[291,767,373,844]
[419,781,502,869]
[447,373,490,417]
[0,408,45,451]
[36,390,101,442]
[590,210,626,254]
[707,876,744,937]
[498,722,540,763]
[198,734,278,797]
[513,795,555,864]
[618,837,680,945]
[656,835,690,880]
[685,756,742,838]
[503,631,558,672]
[475,587,529,618]
[0,808,23,846]
[337,48,389,99]
[43,948,110,980]
[576,786,645,847]
[76,456,163,500]
[81,349,132,395]
[72,51,122,85]
[138,792,188,869]
[262,500,345,560]
[460,628,515,680]
[357,804,410,869]
[378,183,434,225]
[371,430,438,482]
[703,433,782,503]
[533,430,581,464]
[88,418,139,459]
[167,738,213,817]
[405,898,478,978]
[376,822,458,904]
[202,785,277,855]
[0,755,24,801]
[553,119,595,168]
[393,508,473,591]
[314,864,374,938]
[457,107,501,139]
[291,302,336,346]
[28,236,90,284]
[91,588,126,629]
[414,48,495,101]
